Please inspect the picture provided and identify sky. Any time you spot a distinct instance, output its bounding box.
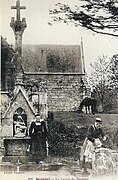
[1,0,118,73]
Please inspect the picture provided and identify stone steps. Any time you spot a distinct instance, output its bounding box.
[2,156,31,164]
[0,160,70,172]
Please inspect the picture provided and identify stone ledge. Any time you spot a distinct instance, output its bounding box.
[24,72,85,75]
[2,156,30,163]
[3,137,31,140]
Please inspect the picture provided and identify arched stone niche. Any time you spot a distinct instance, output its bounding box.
[13,107,27,137]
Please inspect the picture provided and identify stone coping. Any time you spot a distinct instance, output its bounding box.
[1,91,9,94]
[24,72,85,75]
[3,137,31,140]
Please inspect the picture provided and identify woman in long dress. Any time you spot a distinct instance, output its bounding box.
[80,117,107,175]
[29,115,48,164]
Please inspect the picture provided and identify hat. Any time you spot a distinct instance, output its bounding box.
[96,118,102,124]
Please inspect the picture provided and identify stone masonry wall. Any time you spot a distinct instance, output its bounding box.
[25,73,85,112]
[47,75,83,111]
[1,92,10,118]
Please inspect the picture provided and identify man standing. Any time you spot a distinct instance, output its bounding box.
[80,117,106,175]
[29,115,48,164]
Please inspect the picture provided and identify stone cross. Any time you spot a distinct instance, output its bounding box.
[11,0,26,21]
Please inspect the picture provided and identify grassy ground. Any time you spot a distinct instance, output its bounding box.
[49,112,118,154]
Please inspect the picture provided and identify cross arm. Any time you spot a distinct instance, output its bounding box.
[20,6,26,9]
[11,6,26,9]
[11,6,17,9]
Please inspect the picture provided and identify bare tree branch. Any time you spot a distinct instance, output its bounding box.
[49,0,118,37]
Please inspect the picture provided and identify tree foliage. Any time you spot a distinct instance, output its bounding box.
[49,0,118,37]
[89,55,109,109]
[88,54,118,112]
[109,54,118,89]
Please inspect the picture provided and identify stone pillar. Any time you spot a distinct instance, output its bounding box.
[10,1,27,84]
[10,18,27,73]
[39,81,48,119]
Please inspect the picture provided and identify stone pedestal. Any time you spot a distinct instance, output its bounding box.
[2,137,31,163]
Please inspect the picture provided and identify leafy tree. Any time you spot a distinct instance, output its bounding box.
[109,54,118,89]
[88,54,118,112]
[49,0,118,37]
[106,54,118,112]
[88,55,109,110]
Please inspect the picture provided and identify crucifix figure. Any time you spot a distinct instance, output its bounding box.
[11,0,26,21]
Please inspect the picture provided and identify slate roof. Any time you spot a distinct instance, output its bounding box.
[22,44,83,73]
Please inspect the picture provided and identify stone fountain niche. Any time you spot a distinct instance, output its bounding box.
[2,87,36,163]
[3,108,31,163]
[3,107,31,163]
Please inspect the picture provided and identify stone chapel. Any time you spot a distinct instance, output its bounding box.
[0,0,90,159]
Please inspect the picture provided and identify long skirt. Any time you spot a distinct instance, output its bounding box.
[30,135,47,163]
[80,138,95,168]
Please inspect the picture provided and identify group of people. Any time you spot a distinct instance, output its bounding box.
[14,113,112,175]
[28,115,108,173]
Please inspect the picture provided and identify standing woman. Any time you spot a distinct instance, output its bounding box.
[29,115,48,164]
[80,118,107,175]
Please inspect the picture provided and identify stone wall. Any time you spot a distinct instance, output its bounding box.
[1,92,10,118]
[25,73,87,112]
[47,75,83,111]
